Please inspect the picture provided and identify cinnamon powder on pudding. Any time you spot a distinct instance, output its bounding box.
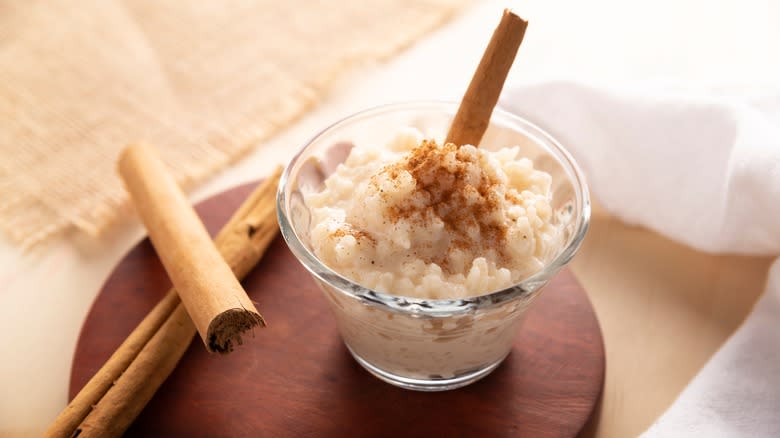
[372,139,509,273]
[308,127,557,299]
[331,224,376,244]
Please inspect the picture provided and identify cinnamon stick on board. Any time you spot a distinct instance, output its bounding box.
[44,167,282,438]
[445,9,528,147]
[118,143,264,353]
[42,292,179,438]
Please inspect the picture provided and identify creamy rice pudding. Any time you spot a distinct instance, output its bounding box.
[305,127,559,299]
[278,103,588,390]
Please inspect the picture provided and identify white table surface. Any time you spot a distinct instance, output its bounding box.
[1,0,778,436]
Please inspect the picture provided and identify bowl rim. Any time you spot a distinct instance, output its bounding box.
[276,101,591,317]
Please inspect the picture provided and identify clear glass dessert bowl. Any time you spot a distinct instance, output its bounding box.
[277,102,590,391]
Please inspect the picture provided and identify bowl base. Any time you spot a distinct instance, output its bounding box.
[345,344,508,392]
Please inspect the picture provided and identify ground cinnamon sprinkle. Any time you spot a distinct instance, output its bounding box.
[331,224,376,244]
[375,139,509,272]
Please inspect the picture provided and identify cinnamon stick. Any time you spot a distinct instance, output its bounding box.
[44,167,282,438]
[445,9,528,147]
[42,292,179,438]
[76,303,195,438]
[118,143,263,353]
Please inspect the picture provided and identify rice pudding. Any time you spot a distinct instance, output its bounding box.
[279,103,588,389]
[305,127,560,299]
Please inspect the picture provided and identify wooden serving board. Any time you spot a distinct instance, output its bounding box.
[70,182,605,437]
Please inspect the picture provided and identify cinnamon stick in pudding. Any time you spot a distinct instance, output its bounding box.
[445,9,528,147]
[118,143,264,353]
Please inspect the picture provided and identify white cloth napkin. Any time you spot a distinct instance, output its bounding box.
[502,82,780,437]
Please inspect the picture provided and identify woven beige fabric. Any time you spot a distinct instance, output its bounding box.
[0,0,468,247]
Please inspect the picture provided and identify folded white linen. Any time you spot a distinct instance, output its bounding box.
[502,82,780,437]
[644,263,780,437]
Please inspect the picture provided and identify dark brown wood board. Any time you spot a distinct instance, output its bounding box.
[70,181,605,437]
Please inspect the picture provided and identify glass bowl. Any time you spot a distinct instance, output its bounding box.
[277,102,590,391]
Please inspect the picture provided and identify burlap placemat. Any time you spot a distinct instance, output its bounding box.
[0,0,468,247]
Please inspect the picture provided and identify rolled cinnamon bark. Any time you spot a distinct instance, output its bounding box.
[44,167,282,438]
[445,9,528,147]
[42,292,179,438]
[118,143,264,353]
[76,303,195,438]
